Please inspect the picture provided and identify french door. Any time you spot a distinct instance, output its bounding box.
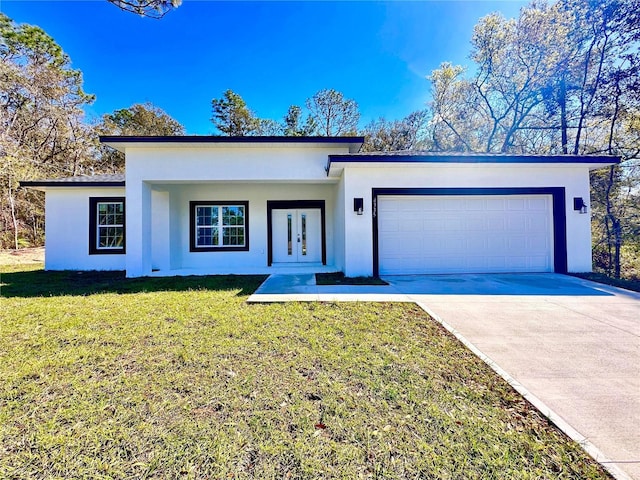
[272,209,322,263]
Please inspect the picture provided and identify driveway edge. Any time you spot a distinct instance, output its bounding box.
[415,301,633,480]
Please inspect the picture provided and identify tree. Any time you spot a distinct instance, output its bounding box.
[95,102,185,172]
[0,14,95,248]
[283,105,316,136]
[425,0,640,278]
[427,63,483,152]
[211,90,261,136]
[257,118,284,136]
[101,102,184,136]
[107,0,181,18]
[557,0,640,277]
[306,89,360,136]
[590,161,640,278]
[362,110,430,152]
[427,3,584,154]
[470,4,573,153]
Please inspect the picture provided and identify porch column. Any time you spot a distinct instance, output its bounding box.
[126,180,152,277]
[151,189,171,271]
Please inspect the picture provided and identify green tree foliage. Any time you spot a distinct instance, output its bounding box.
[107,0,181,18]
[210,90,360,138]
[258,118,284,136]
[101,103,184,136]
[211,90,261,136]
[306,89,360,136]
[0,13,95,248]
[362,110,430,152]
[283,105,316,136]
[95,102,185,172]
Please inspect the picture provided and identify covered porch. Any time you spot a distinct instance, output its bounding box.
[126,180,343,278]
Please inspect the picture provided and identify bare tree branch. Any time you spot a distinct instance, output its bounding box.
[107,0,181,18]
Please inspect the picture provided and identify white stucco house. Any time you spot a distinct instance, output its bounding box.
[21,136,618,278]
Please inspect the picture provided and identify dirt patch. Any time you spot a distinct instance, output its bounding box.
[0,247,44,266]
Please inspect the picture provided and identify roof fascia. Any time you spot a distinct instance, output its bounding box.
[326,154,621,176]
[20,181,126,189]
[100,135,365,153]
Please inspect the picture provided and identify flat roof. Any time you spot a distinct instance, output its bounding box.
[100,135,365,153]
[327,151,620,175]
[20,174,125,189]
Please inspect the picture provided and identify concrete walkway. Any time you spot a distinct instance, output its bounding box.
[248,273,640,480]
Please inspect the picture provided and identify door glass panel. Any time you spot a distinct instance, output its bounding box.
[301,213,307,256]
[287,214,292,255]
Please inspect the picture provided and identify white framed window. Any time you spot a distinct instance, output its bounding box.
[190,201,249,252]
[89,197,125,255]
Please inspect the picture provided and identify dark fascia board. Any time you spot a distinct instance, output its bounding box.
[326,153,620,176]
[328,153,621,164]
[100,135,365,143]
[20,180,125,188]
[100,135,365,152]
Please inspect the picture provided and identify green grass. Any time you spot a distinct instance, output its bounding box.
[1,264,611,479]
[316,272,388,286]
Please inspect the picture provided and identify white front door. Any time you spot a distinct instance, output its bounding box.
[272,209,322,263]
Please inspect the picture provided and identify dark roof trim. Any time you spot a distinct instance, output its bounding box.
[326,153,620,174]
[328,153,620,164]
[21,181,125,188]
[20,174,125,188]
[100,135,365,145]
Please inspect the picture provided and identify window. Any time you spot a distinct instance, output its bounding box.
[89,197,125,255]
[190,201,249,252]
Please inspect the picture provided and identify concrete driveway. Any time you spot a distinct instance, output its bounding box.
[385,273,640,480]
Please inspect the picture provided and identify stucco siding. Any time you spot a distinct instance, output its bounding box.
[341,164,594,276]
[44,187,126,271]
[125,145,348,183]
[332,175,346,273]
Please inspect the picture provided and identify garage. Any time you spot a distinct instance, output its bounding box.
[377,193,555,275]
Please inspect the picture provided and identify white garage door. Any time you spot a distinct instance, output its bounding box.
[378,195,554,275]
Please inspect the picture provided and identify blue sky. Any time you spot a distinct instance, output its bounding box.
[1,0,528,134]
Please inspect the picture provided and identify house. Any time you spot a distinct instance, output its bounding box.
[20,136,619,278]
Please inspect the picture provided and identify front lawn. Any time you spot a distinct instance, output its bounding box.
[0,264,610,479]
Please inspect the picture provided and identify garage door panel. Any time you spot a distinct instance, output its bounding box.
[379,217,399,232]
[464,198,485,210]
[487,237,507,250]
[487,218,506,231]
[486,198,507,210]
[379,195,554,274]
[506,216,527,232]
[468,236,488,252]
[442,198,465,211]
[444,218,466,232]
[530,256,550,269]
[507,198,527,210]
[529,235,550,251]
[467,217,487,230]
[529,215,548,231]
[528,197,549,210]
[423,218,440,230]
[487,257,507,269]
